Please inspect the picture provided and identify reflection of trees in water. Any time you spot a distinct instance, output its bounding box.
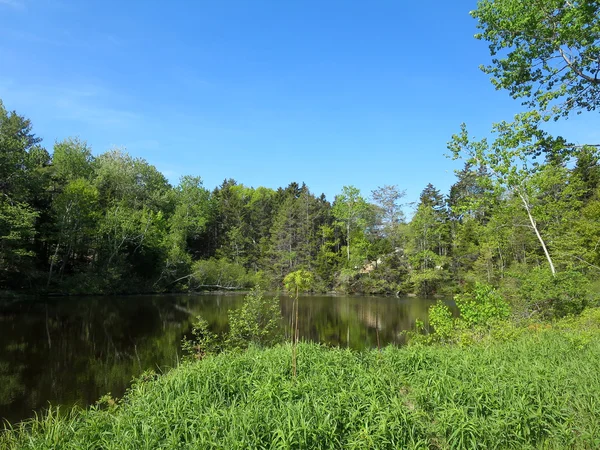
[280,296,441,350]
[0,294,444,425]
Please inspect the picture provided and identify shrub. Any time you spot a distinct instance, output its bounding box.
[455,282,510,327]
[190,258,256,289]
[181,316,220,360]
[421,283,511,344]
[225,286,284,350]
[182,286,284,358]
[517,269,591,318]
[428,301,455,341]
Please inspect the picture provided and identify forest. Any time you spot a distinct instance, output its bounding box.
[2,0,600,321]
[1,94,599,319]
[3,0,600,447]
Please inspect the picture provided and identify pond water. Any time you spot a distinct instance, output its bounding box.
[0,293,448,425]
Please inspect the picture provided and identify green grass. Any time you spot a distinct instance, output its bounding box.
[3,311,600,449]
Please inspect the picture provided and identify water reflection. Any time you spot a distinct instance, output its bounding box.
[0,294,446,425]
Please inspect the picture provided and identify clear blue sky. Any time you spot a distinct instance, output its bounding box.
[1,0,597,209]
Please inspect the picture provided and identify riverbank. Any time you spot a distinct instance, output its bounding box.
[3,309,600,449]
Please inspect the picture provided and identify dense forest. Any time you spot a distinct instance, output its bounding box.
[1,97,598,315]
[4,0,600,447]
[2,0,600,321]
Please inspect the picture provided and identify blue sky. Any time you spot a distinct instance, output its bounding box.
[1,0,597,209]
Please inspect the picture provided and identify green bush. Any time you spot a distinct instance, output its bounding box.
[181,316,220,360]
[183,286,284,358]
[455,282,510,327]
[517,269,591,318]
[421,283,511,344]
[226,286,284,350]
[428,301,455,341]
[190,257,257,289]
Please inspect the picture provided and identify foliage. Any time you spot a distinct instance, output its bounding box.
[428,301,455,341]
[6,320,600,449]
[181,287,284,359]
[225,286,284,350]
[181,316,220,360]
[2,96,600,324]
[455,282,511,327]
[472,0,600,116]
[283,269,314,296]
[332,185,371,266]
[515,268,591,318]
[422,283,511,344]
[191,258,256,289]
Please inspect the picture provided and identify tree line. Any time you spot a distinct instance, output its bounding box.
[1,97,598,310]
[2,0,600,318]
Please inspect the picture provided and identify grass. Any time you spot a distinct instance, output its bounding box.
[2,311,600,449]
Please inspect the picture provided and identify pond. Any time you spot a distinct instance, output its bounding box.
[0,293,447,425]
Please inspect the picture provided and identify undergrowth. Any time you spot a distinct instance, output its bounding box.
[3,309,600,449]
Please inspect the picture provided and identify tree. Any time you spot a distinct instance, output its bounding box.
[410,184,450,262]
[283,269,314,378]
[448,112,578,276]
[0,101,45,288]
[332,186,369,263]
[472,0,600,116]
[52,138,94,182]
[407,184,450,294]
[268,184,329,280]
[48,178,99,285]
[94,149,171,212]
[371,184,405,247]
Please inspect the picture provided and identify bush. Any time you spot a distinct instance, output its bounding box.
[181,316,220,360]
[183,286,284,358]
[190,258,256,289]
[420,283,511,344]
[455,283,510,327]
[428,301,455,341]
[226,286,284,350]
[516,269,591,318]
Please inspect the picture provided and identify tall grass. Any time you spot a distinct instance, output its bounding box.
[3,311,600,450]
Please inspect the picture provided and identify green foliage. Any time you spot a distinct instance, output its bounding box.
[181,287,284,358]
[516,268,591,318]
[332,185,371,265]
[0,200,38,282]
[52,138,94,182]
[421,283,511,344]
[191,257,256,289]
[2,96,600,322]
[6,321,600,449]
[181,316,219,360]
[408,266,448,296]
[472,0,600,116]
[225,286,284,350]
[455,283,510,327]
[428,301,454,341]
[283,268,314,296]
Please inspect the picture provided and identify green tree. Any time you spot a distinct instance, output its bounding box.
[371,184,406,248]
[48,178,99,286]
[284,269,314,377]
[226,286,283,350]
[52,138,94,182]
[472,0,600,116]
[332,185,370,264]
[0,101,46,288]
[448,113,572,276]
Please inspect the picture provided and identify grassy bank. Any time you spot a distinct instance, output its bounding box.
[3,311,600,449]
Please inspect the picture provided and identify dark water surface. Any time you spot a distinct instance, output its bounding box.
[0,293,444,425]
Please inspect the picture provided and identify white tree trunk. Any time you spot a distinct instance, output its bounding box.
[518,192,556,276]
